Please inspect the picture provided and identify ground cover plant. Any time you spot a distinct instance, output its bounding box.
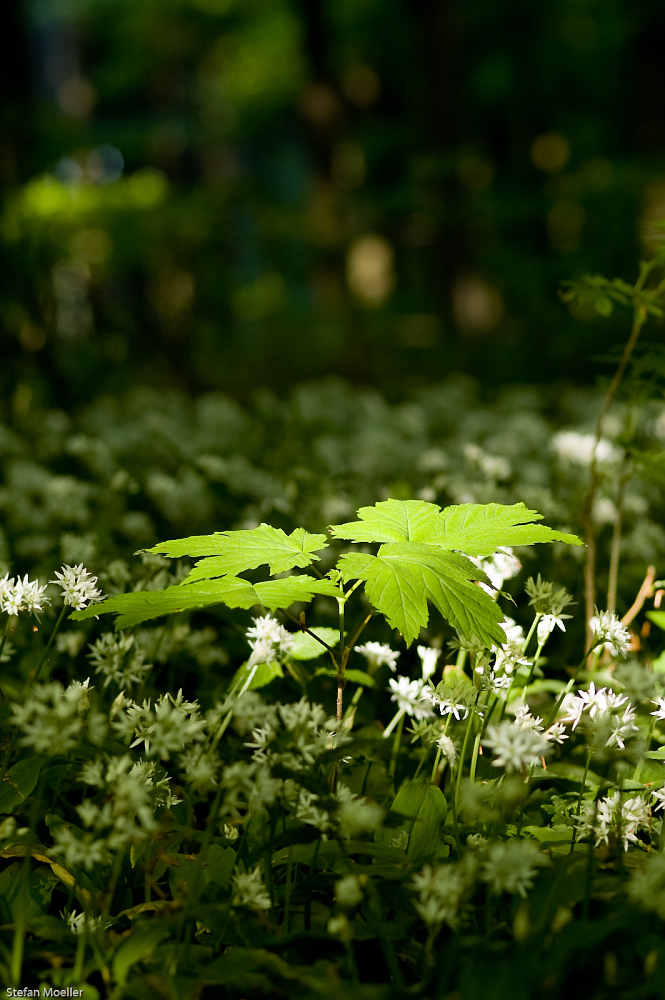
[3,255,665,999]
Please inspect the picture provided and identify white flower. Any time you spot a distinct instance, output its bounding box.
[246,614,293,662]
[589,610,631,657]
[651,788,665,813]
[604,703,639,749]
[422,687,469,720]
[51,564,102,610]
[63,910,107,935]
[576,791,651,850]
[472,549,522,592]
[651,698,665,722]
[552,430,621,466]
[482,720,550,772]
[482,840,547,897]
[436,734,457,767]
[232,867,272,911]
[389,677,434,720]
[335,874,364,909]
[336,784,383,837]
[88,633,151,690]
[355,641,400,672]
[417,645,440,681]
[0,574,51,616]
[411,861,473,928]
[537,614,566,644]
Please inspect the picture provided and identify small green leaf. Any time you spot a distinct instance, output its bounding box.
[647,610,665,633]
[594,295,613,317]
[376,779,447,862]
[230,658,284,692]
[290,627,340,660]
[112,922,170,987]
[0,757,47,814]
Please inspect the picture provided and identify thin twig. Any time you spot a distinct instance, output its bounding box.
[621,564,656,628]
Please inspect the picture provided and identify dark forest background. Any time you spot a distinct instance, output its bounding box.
[3,0,665,408]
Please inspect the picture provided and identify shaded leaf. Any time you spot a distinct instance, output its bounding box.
[0,756,47,814]
[72,575,341,630]
[376,779,447,863]
[290,627,340,660]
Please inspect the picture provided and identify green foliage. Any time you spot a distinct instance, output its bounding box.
[73,499,580,647]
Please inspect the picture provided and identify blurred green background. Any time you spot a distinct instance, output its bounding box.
[2,0,665,407]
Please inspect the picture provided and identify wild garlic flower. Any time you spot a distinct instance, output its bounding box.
[536,614,567,644]
[552,430,620,466]
[576,791,651,850]
[0,574,50,617]
[651,697,665,722]
[62,910,108,935]
[472,548,522,593]
[389,676,435,720]
[50,828,110,871]
[114,690,206,759]
[246,614,293,667]
[417,645,440,681]
[11,679,94,755]
[335,874,364,909]
[51,564,102,610]
[88,632,152,690]
[651,787,665,813]
[482,840,548,897]
[411,860,475,928]
[217,690,278,736]
[564,684,638,747]
[482,720,550,772]
[589,609,631,657]
[336,783,383,837]
[295,787,332,831]
[355,641,400,672]
[436,733,458,767]
[179,746,220,792]
[421,687,470,721]
[232,867,272,911]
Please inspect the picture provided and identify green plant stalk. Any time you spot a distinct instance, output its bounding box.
[0,615,12,664]
[469,728,483,784]
[383,706,406,739]
[522,612,542,655]
[634,714,658,783]
[454,701,478,821]
[582,298,648,646]
[430,716,452,783]
[606,458,628,615]
[389,711,405,781]
[575,748,594,818]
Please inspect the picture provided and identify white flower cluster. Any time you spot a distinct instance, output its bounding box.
[482,705,566,773]
[88,632,152,690]
[50,564,102,609]
[221,760,280,818]
[421,687,470,721]
[562,683,638,749]
[11,678,104,756]
[112,689,206,759]
[576,791,651,850]
[355,641,400,672]
[411,859,476,928]
[62,910,108,935]
[232,866,272,911]
[389,676,435,721]
[482,839,548,897]
[0,573,50,616]
[52,754,181,870]
[245,697,343,771]
[246,614,293,668]
[589,609,631,657]
[471,548,522,594]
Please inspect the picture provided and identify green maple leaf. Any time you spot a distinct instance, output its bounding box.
[146,524,329,579]
[338,546,504,647]
[71,576,341,630]
[331,499,582,556]
[332,499,582,646]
